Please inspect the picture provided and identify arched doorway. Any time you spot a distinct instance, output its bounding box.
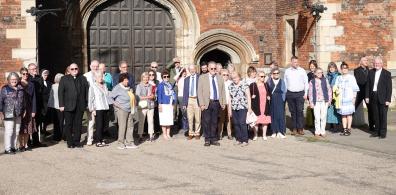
[87,0,176,78]
[200,49,232,67]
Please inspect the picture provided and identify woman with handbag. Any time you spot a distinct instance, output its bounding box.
[19,67,37,151]
[267,68,287,139]
[228,72,252,147]
[249,71,271,141]
[136,72,155,142]
[157,70,177,140]
[109,73,138,149]
[0,72,25,154]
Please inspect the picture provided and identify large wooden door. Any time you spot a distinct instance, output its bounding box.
[88,0,175,79]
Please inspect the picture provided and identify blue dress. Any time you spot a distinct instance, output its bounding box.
[267,78,286,134]
[326,72,341,124]
[334,74,359,115]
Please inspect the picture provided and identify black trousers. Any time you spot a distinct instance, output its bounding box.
[202,101,220,142]
[355,91,374,130]
[286,91,305,129]
[94,110,107,142]
[64,109,84,146]
[232,109,248,143]
[52,108,64,141]
[370,92,388,137]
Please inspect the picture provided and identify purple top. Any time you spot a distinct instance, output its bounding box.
[0,84,25,117]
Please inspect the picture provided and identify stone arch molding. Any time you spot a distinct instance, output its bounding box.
[78,0,200,68]
[194,29,259,66]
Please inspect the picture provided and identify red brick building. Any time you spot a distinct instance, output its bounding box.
[1,0,395,85]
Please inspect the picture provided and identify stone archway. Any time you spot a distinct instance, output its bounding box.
[77,0,200,71]
[193,29,258,75]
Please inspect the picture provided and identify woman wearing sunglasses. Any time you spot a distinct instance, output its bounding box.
[267,68,287,138]
[157,70,177,140]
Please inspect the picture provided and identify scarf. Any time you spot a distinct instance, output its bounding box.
[311,77,329,105]
[327,72,339,86]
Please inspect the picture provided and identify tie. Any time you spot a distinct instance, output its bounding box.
[212,75,218,100]
[190,75,195,96]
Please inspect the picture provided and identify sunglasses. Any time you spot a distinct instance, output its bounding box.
[210,68,216,70]
[22,73,28,75]
[163,75,169,78]
[149,74,155,76]
[70,68,79,71]
[272,72,280,75]
[259,76,265,78]
[222,74,229,76]
[151,66,158,69]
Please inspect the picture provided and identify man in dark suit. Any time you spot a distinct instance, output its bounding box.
[182,65,201,140]
[198,61,226,146]
[365,57,392,138]
[354,56,374,130]
[58,63,89,148]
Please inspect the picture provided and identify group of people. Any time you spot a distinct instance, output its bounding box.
[0,55,392,154]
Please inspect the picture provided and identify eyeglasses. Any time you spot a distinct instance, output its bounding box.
[120,66,127,69]
[149,74,155,76]
[259,76,265,78]
[151,66,158,69]
[210,68,216,70]
[163,75,169,78]
[70,68,78,71]
[272,72,280,75]
[222,74,229,76]
[22,73,28,75]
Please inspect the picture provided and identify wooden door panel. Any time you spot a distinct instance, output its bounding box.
[88,0,175,78]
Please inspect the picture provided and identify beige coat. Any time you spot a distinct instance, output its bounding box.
[197,73,226,109]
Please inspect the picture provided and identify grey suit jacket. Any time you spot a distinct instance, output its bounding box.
[197,73,226,109]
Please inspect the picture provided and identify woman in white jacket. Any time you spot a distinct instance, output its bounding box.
[88,72,110,147]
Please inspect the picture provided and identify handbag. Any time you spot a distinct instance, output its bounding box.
[246,111,258,127]
[138,100,148,109]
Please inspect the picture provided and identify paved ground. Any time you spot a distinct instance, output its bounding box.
[0,111,395,194]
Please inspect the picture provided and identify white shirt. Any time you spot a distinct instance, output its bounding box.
[189,74,197,97]
[48,84,59,109]
[284,66,309,95]
[208,74,219,100]
[224,80,232,103]
[84,71,96,86]
[177,76,185,97]
[156,72,162,82]
[88,83,110,111]
[373,68,382,92]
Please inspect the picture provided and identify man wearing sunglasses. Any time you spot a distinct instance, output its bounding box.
[58,63,89,148]
[198,61,226,146]
[150,61,162,82]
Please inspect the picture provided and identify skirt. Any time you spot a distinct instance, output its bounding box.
[159,104,174,126]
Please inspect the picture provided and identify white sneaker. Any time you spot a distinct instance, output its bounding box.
[271,134,276,138]
[125,144,138,149]
[263,136,268,141]
[276,133,281,138]
[117,145,126,150]
[279,134,286,139]
[253,136,258,141]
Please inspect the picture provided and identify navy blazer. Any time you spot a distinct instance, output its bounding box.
[182,74,199,107]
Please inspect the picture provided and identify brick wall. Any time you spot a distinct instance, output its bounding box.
[332,0,394,68]
[191,0,278,67]
[0,0,25,86]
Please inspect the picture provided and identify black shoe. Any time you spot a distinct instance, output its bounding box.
[211,141,220,146]
[34,142,48,148]
[379,136,386,139]
[4,150,15,155]
[370,134,379,138]
[25,147,32,151]
[204,142,211,147]
[18,147,26,152]
[67,145,75,149]
[75,144,84,148]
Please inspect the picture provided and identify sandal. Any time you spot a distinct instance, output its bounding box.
[344,129,351,136]
[340,129,347,136]
[96,143,105,147]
